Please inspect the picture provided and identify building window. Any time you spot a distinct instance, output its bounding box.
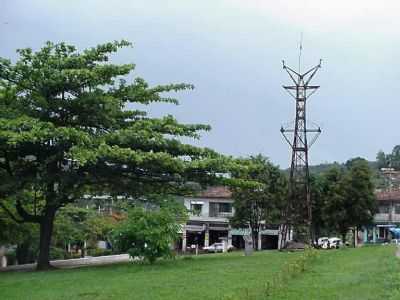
[190,203,203,216]
[395,204,400,214]
[219,203,232,213]
[379,205,390,214]
[209,202,232,217]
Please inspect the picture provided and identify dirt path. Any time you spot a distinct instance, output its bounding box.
[0,254,131,272]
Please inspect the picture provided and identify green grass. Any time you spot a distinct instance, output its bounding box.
[0,251,298,300]
[272,245,400,300]
[0,246,398,300]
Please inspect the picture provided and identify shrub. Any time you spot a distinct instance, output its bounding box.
[50,247,66,260]
[87,248,113,257]
[5,249,17,265]
[112,207,182,264]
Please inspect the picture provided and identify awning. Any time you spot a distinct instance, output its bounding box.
[389,228,400,238]
[230,228,279,236]
[190,201,204,204]
[185,225,204,232]
[230,228,250,236]
[260,229,279,236]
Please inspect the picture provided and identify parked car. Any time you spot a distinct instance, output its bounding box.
[316,237,329,248]
[317,237,342,249]
[328,237,342,249]
[203,243,234,253]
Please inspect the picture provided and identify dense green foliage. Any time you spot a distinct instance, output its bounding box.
[0,246,397,300]
[230,155,287,249]
[112,207,185,263]
[312,158,377,241]
[1,205,120,264]
[52,205,119,256]
[0,41,241,269]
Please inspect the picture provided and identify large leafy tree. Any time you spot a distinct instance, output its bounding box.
[341,158,377,241]
[320,166,348,239]
[230,155,287,249]
[320,158,377,243]
[310,173,327,239]
[0,41,238,269]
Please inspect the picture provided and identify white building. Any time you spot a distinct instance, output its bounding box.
[180,186,279,252]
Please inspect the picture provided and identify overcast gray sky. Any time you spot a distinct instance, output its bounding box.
[1,0,400,167]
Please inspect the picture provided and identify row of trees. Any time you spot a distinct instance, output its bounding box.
[0,204,119,264]
[376,146,400,170]
[230,156,377,248]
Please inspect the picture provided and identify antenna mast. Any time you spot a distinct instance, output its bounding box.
[279,49,322,248]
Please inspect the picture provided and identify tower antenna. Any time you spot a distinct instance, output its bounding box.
[298,32,303,73]
[279,54,322,249]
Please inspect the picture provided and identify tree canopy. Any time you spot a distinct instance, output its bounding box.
[312,158,377,242]
[230,155,287,249]
[0,41,242,269]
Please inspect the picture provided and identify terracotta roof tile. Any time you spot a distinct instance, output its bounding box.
[376,190,400,201]
[198,186,232,198]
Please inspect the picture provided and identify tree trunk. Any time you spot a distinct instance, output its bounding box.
[37,208,57,270]
[353,227,357,248]
[252,230,258,250]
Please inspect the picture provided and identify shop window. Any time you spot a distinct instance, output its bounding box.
[379,205,390,214]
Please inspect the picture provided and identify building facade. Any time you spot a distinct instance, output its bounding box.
[362,190,400,243]
[180,186,279,252]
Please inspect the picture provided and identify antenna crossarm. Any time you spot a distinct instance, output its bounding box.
[304,61,322,86]
[280,131,293,148]
[281,128,320,133]
[283,85,298,90]
[284,65,301,77]
[283,60,300,85]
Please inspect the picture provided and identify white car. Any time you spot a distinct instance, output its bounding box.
[328,237,342,249]
[316,237,329,248]
[203,243,234,253]
[317,237,342,249]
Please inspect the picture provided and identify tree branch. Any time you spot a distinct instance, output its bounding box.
[15,198,41,223]
[0,201,24,223]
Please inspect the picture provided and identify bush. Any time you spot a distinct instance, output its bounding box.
[5,249,17,265]
[112,207,182,264]
[87,248,113,257]
[50,247,66,260]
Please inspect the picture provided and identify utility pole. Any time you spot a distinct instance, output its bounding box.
[280,58,322,248]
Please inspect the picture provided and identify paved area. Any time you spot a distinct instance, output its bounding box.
[0,254,131,272]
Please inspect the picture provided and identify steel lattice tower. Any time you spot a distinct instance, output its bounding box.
[280,59,322,247]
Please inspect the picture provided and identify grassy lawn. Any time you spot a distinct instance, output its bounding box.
[0,251,298,300]
[273,245,400,300]
[0,246,398,300]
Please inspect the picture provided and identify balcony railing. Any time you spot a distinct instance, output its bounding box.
[209,211,233,218]
[374,213,400,222]
[188,211,233,219]
[374,213,390,222]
